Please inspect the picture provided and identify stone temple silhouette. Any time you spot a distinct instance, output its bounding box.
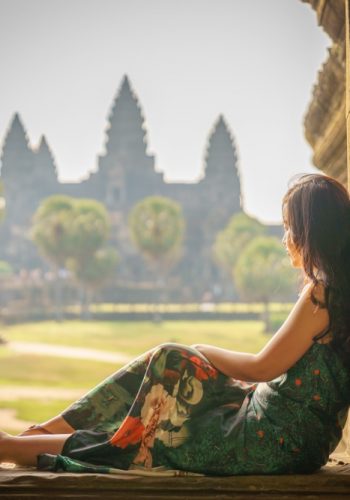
[0,75,243,300]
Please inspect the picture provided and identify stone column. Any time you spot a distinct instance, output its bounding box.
[346,0,350,190]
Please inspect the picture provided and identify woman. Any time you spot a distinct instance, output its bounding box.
[1,173,350,475]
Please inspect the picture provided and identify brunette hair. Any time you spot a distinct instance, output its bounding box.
[282,174,350,364]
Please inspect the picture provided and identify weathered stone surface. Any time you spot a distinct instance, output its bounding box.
[1,464,350,499]
[345,0,350,190]
[302,0,344,42]
[302,1,347,185]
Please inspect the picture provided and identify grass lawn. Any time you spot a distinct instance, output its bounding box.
[0,345,119,388]
[0,319,284,433]
[2,320,272,355]
[0,399,74,423]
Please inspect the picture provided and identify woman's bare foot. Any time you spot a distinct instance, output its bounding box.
[19,425,52,437]
[0,431,12,464]
[1,432,70,466]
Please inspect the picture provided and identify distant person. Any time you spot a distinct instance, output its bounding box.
[1,174,350,475]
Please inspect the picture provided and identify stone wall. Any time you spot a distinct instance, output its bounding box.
[302,0,348,186]
[301,0,350,461]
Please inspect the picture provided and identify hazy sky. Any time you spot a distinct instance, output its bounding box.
[0,0,330,223]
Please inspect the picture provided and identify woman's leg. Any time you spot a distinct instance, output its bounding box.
[0,432,70,466]
[17,343,249,473]
[20,349,156,436]
[19,416,75,436]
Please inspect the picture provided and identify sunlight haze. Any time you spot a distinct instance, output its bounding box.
[0,0,330,223]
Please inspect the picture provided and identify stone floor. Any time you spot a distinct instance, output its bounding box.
[1,461,350,499]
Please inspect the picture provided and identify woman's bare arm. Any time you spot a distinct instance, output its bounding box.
[192,283,329,382]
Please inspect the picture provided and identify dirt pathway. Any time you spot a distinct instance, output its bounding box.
[0,387,85,401]
[9,341,132,364]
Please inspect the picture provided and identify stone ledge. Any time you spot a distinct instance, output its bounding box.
[1,464,350,499]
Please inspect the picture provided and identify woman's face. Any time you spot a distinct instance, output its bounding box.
[282,206,303,269]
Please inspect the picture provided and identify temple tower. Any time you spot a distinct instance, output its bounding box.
[104,75,149,165]
[0,113,36,226]
[0,114,61,268]
[203,115,241,201]
[200,115,242,227]
[98,75,162,211]
[191,115,242,292]
[33,135,58,192]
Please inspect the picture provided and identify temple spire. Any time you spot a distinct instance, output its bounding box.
[104,75,149,162]
[201,114,242,213]
[203,114,239,180]
[0,113,34,180]
[33,135,58,187]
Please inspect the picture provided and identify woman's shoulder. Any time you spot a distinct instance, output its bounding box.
[299,281,332,343]
[299,281,326,308]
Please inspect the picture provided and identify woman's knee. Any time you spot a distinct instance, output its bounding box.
[152,342,190,356]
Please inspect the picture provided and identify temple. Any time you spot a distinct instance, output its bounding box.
[0,75,245,299]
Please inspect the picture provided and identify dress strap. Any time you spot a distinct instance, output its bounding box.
[312,327,331,343]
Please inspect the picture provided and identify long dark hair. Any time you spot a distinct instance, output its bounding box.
[282,174,350,364]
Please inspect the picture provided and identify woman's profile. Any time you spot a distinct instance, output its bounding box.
[1,173,350,475]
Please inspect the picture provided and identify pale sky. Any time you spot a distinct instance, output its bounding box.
[0,0,330,223]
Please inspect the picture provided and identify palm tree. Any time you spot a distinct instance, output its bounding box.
[234,236,297,333]
[32,196,112,320]
[68,247,118,319]
[32,196,75,320]
[213,212,265,272]
[129,196,185,319]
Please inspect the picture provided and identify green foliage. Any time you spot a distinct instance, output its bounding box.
[213,212,265,271]
[234,236,297,333]
[31,195,74,267]
[32,196,110,267]
[67,200,110,260]
[0,260,13,276]
[129,196,185,266]
[68,247,119,291]
[234,236,296,303]
[32,196,116,317]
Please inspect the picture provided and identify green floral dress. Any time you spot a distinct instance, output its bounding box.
[38,340,350,476]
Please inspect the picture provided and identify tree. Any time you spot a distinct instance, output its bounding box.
[65,199,115,318]
[67,199,110,259]
[129,196,185,319]
[0,260,13,343]
[234,236,297,333]
[68,248,119,319]
[31,196,75,319]
[32,196,114,319]
[129,196,185,266]
[213,212,265,272]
